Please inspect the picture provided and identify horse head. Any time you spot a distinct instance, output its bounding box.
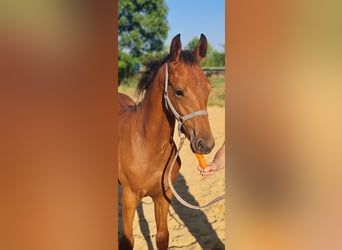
[165,34,215,154]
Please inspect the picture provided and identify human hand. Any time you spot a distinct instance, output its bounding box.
[197,162,220,177]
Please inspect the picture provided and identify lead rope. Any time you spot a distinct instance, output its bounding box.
[167,136,225,210]
[164,62,224,209]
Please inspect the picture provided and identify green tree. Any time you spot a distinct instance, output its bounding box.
[185,37,225,67]
[118,0,169,83]
[118,51,139,83]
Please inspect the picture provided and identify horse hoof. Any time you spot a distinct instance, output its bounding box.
[156,231,169,250]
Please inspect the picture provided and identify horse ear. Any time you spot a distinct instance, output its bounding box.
[193,34,207,61]
[169,34,182,62]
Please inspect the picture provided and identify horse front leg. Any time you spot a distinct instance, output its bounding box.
[153,190,172,250]
[119,186,139,250]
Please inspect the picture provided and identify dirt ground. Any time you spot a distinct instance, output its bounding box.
[118,106,225,249]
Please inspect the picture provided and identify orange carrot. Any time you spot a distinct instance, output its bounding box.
[195,153,207,169]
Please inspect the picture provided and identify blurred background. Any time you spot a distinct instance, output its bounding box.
[0,1,117,250]
[228,0,342,250]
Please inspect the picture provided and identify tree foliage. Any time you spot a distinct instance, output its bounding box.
[118,0,169,83]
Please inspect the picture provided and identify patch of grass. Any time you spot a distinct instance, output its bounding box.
[118,73,225,107]
[208,74,225,107]
[118,74,140,100]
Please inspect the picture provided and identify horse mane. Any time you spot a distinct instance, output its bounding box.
[136,51,198,99]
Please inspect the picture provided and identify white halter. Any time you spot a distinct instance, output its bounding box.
[163,63,208,137]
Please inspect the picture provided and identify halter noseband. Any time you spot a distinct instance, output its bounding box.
[163,63,208,137]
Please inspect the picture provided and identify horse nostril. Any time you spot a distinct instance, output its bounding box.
[194,138,215,154]
[196,139,204,150]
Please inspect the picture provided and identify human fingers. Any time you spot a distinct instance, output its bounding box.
[198,165,215,177]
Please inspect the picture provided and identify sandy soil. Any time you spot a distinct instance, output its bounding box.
[119,106,225,249]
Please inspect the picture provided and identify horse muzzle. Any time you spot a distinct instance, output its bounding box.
[185,128,215,154]
[191,137,215,154]
[180,120,215,154]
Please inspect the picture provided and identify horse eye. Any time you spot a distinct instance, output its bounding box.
[174,89,184,97]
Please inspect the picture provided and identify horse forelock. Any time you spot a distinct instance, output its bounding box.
[179,50,198,65]
[136,51,200,100]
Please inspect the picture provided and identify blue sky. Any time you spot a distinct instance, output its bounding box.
[165,0,225,52]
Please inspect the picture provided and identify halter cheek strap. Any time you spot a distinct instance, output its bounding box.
[163,63,208,137]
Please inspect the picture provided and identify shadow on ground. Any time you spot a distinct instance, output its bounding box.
[118,173,225,249]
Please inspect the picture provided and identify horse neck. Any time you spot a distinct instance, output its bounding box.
[139,64,175,142]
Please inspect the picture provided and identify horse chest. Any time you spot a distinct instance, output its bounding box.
[122,156,172,194]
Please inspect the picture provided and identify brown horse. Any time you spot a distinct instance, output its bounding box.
[118,34,215,250]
